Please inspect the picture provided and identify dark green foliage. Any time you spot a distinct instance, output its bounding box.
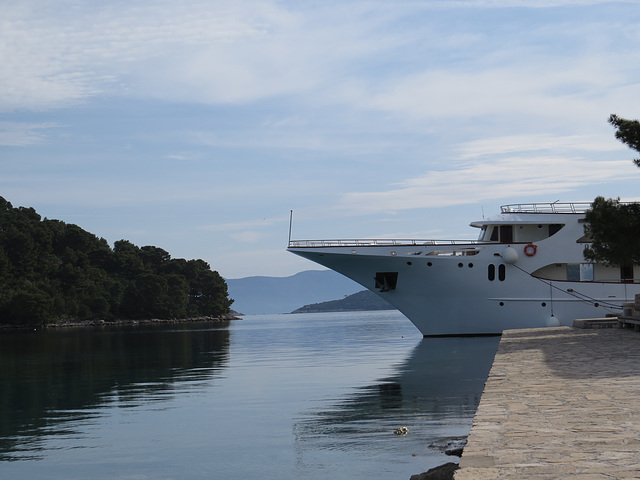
[584,197,640,266]
[0,197,233,325]
[608,114,640,167]
[585,115,640,266]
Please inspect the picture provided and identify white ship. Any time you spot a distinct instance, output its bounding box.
[287,202,640,336]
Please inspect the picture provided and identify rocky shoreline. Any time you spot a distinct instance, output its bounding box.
[408,436,467,480]
[0,314,238,331]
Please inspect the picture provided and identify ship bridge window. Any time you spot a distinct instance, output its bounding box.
[375,272,398,292]
[484,225,513,243]
[483,224,564,243]
[500,226,513,243]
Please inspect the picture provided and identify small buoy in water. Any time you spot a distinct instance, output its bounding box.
[394,427,409,436]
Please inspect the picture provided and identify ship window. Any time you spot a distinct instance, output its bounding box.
[487,226,514,242]
[567,264,594,281]
[567,264,579,281]
[581,264,594,281]
[488,264,495,281]
[549,224,563,236]
[375,272,398,292]
[498,264,506,281]
[500,225,513,243]
[621,263,634,283]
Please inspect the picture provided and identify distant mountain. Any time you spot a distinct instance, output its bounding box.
[291,290,395,314]
[225,270,363,315]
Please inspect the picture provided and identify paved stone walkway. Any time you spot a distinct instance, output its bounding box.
[455,327,640,479]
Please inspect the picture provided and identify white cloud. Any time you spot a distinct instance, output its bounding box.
[0,0,291,111]
[3,0,639,121]
[366,56,638,125]
[338,155,638,215]
[457,134,622,159]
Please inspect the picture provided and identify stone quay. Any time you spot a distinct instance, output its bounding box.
[454,326,640,479]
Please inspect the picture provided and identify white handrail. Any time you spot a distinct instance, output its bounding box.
[288,239,479,248]
[500,202,591,214]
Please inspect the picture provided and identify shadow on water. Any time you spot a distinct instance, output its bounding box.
[294,336,500,449]
[0,324,231,460]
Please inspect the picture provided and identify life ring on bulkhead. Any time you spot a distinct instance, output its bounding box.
[524,243,537,257]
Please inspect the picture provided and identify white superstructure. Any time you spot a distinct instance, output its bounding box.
[287,203,640,336]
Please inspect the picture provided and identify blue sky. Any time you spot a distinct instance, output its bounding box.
[2,0,640,279]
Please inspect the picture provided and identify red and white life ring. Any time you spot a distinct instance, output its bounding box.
[524,243,537,257]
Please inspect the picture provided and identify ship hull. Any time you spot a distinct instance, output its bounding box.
[288,247,634,336]
[287,205,640,336]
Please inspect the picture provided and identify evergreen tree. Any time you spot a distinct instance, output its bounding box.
[0,197,233,325]
[608,114,640,167]
[585,115,640,266]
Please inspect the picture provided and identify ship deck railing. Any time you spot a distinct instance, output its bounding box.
[288,239,480,248]
[501,202,592,214]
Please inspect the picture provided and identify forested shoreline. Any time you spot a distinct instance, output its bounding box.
[0,197,233,326]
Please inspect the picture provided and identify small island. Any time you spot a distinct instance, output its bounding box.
[291,290,395,313]
[0,197,233,327]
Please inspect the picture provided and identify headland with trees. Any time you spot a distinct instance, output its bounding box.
[0,196,233,326]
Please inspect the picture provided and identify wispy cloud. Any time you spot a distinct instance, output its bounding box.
[457,134,622,159]
[3,0,639,121]
[0,0,285,111]
[338,156,637,215]
[0,122,63,146]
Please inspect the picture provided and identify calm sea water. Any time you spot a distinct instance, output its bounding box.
[0,311,499,480]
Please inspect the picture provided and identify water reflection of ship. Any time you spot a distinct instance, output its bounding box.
[295,336,500,442]
[0,324,231,460]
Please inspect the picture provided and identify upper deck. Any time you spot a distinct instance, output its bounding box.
[287,202,594,249]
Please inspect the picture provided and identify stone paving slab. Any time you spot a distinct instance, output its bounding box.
[455,327,640,479]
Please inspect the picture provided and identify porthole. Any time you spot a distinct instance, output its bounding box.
[499,302,504,306]
[468,263,474,268]
[541,302,547,307]
[391,251,397,256]
[458,263,463,268]
[427,262,433,267]
[407,261,412,266]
